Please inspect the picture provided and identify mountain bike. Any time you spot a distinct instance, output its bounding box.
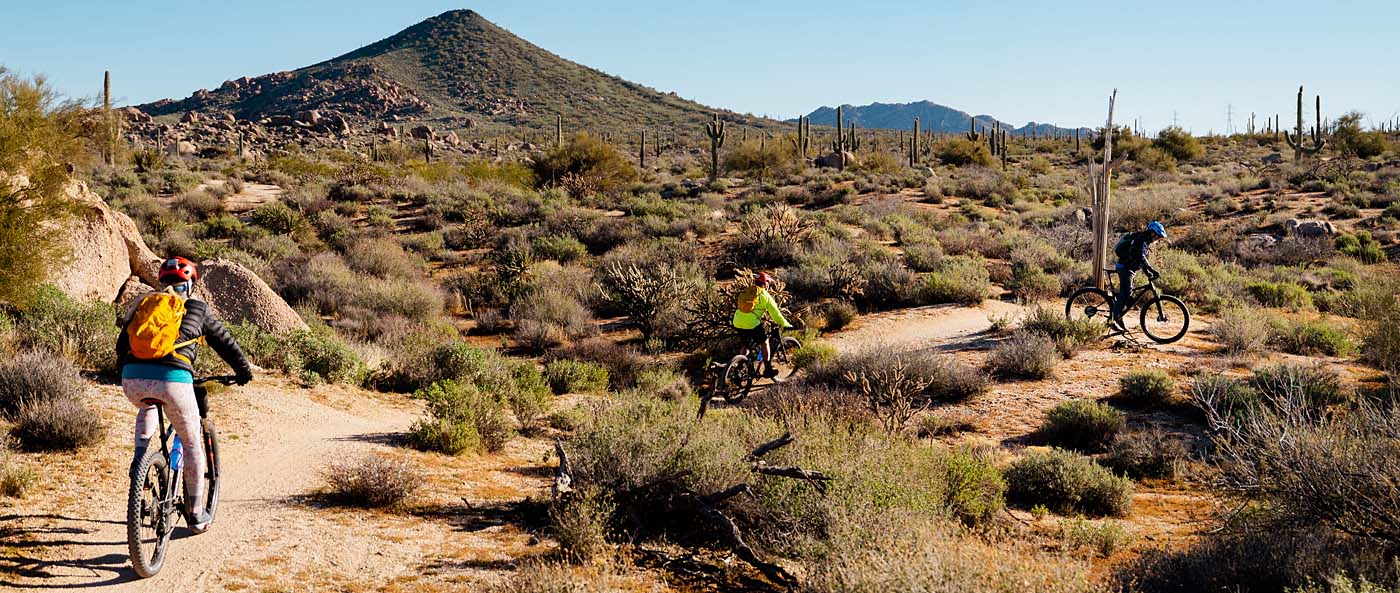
[127,376,236,578]
[1064,270,1191,344]
[710,323,802,405]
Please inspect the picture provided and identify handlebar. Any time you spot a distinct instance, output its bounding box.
[196,376,242,386]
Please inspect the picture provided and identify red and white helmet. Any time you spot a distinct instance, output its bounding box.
[158,256,198,285]
[754,272,773,287]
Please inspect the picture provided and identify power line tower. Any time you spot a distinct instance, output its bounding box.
[1226,104,1234,135]
[1171,111,1180,129]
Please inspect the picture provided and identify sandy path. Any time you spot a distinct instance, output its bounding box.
[824,300,1024,353]
[186,180,283,213]
[0,379,443,592]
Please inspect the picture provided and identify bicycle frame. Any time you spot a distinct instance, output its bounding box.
[151,405,182,515]
[1107,275,1162,316]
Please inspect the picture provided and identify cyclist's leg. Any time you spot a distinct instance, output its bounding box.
[161,383,207,518]
[1113,267,1136,320]
[122,378,162,452]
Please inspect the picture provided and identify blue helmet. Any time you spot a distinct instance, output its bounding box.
[1147,221,1167,239]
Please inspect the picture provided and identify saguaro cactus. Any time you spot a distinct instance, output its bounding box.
[705,113,726,181]
[792,115,810,162]
[555,114,563,148]
[1284,85,1325,160]
[910,117,920,166]
[966,118,982,142]
[831,106,846,170]
[639,129,646,169]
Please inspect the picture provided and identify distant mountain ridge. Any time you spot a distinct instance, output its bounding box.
[801,101,1088,137]
[139,10,777,131]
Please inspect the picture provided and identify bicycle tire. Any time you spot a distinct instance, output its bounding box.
[127,445,173,578]
[721,354,757,404]
[1140,295,1190,344]
[188,418,220,534]
[1065,287,1115,326]
[776,336,802,378]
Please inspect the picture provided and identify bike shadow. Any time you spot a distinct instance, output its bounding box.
[0,513,142,589]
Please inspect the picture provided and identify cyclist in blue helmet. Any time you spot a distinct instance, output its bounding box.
[1111,221,1168,328]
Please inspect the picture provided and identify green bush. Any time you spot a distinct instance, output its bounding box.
[507,363,552,430]
[821,300,858,331]
[935,138,994,167]
[810,346,988,403]
[1041,400,1126,452]
[549,487,614,563]
[1212,307,1272,356]
[226,323,363,385]
[1134,145,1178,172]
[1250,363,1348,411]
[1062,518,1134,558]
[1152,127,1204,161]
[1118,369,1177,407]
[531,235,588,263]
[250,201,306,234]
[12,286,116,371]
[0,449,37,498]
[923,255,991,305]
[1273,318,1357,357]
[545,359,609,395]
[987,331,1061,380]
[533,133,638,196]
[1248,281,1313,310]
[1190,374,1261,420]
[792,341,838,371]
[1005,448,1134,517]
[1006,262,1062,303]
[1101,429,1186,480]
[632,368,692,401]
[1018,306,1106,358]
[1336,232,1387,264]
[407,380,511,455]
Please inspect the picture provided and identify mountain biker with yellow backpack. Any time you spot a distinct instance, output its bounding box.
[117,256,253,532]
[732,272,793,381]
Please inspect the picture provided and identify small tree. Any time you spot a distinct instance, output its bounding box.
[532,132,637,197]
[0,70,87,306]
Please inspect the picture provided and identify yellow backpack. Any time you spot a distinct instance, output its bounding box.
[127,289,200,364]
[737,286,761,313]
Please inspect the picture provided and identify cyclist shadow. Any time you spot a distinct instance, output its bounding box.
[0,513,143,588]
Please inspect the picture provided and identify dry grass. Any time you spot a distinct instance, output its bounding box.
[322,453,422,508]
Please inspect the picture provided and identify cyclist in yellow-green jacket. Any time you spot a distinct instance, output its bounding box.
[732,272,792,379]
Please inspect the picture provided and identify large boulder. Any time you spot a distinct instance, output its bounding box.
[42,178,161,302]
[114,276,156,315]
[1285,218,1336,237]
[815,151,859,169]
[192,259,307,333]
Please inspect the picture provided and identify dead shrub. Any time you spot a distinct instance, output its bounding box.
[322,453,421,508]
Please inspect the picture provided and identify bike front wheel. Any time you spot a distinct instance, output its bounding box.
[721,354,757,404]
[127,445,174,578]
[774,336,802,378]
[1139,295,1190,344]
[188,418,221,534]
[1065,287,1115,326]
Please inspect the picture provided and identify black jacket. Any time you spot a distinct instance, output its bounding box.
[1116,231,1159,274]
[117,295,253,378]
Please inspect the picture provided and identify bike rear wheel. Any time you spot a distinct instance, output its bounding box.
[188,418,220,534]
[1140,295,1190,344]
[1065,287,1115,326]
[127,445,174,578]
[721,354,757,404]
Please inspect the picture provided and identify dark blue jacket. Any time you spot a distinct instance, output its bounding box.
[1116,231,1159,274]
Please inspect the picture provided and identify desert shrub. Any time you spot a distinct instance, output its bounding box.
[510,287,596,351]
[1134,145,1178,172]
[488,560,660,593]
[1118,369,1177,407]
[935,138,994,167]
[723,139,799,178]
[987,331,1061,380]
[0,446,36,498]
[507,363,552,430]
[250,201,306,234]
[820,300,858,331]
[1336,231,1387,264]
[226,323,363,385]
[1334,112,1391,159]
[345,238,424,279]
[321,453,421,508]
[11,286,117,371]
[791,341,838,371]
[1018,306,1105,358]
[1005,448,1133,517]
[1248,280,1313,310]
[632,368,691,401]
[896,237,942,273]
[1212,307,1272,356]
[1041,399,1126,452]
[1273,317,1356,357]
[1190,373,1262,420]
[810,345,988,404]
[547,339,647,390]
[923,255,991,305]
[531,234,587,263]
[913,411,982,438]
[1350,275,1400,385]
[596,261,689,342]
[0,351,83,416]
[856,256,923,310]
[9,395,102,451]
[545,359,609,395]
[533,133,638,196]
[1153,127,1205,161]
[1101,429,1187,480]
[1249,363,1347,410]
[406,380,511,455]
[1062,518,1134,558]
[550,487,614,563]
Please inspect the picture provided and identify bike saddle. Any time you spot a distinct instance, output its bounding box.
[139,398,162,406]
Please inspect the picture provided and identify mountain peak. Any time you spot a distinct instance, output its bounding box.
[802,101,1086,135]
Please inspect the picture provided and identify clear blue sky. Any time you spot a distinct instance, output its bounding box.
[3,1,1396,133]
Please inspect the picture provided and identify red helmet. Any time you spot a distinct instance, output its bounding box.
[754,272,772,286]
[159,257,198,285]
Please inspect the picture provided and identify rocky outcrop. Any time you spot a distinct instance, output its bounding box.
[1285,218,1336,237]
[192,259,307,333]
[815,151,859,169]
[38,177,161,303]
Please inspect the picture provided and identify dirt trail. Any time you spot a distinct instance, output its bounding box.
[1,378,551,592]
[824,300,1024,353]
